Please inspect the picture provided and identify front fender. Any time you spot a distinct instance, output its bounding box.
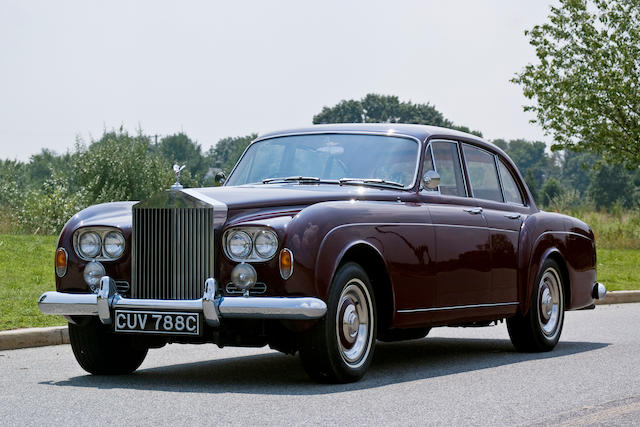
[56,201,135,293]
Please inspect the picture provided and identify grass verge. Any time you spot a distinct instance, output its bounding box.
[0,234,65,330]
[596,248,640,291]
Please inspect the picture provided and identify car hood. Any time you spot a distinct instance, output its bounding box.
[184,183,408,210]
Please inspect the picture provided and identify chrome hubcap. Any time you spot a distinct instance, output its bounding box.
[538,268,562,337]
[336,279,373,368]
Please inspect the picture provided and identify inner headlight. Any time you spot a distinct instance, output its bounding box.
[103,231,125,258]
[254,230,278,259]
[228,231,252,258]
[78,231,102,258]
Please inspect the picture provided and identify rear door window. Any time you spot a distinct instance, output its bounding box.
[462,144,503,202]
[498,160,524,205]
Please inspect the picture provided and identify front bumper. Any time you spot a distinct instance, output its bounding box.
[38,276,327,327]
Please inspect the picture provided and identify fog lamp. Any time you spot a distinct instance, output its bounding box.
[83,260,105,292]
[231,262,257,292]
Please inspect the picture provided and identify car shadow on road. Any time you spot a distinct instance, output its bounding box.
[40,337,608,395]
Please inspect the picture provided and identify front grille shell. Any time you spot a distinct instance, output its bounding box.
[131,191,215,300]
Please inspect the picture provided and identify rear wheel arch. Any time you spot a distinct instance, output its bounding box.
[545,251,571,308]
[523,243,570,315]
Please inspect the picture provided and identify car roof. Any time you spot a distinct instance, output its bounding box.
[256,123,499,151]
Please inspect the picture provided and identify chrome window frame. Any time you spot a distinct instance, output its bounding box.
[426,139,468,197]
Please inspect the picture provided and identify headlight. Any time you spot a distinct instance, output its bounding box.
[83,260,105,292]
[228,230,252,258]
[74,227,126,261]
[254,230,278,259]
[224,227,280,261]
[78,231,102,258]
[103,231,125,258]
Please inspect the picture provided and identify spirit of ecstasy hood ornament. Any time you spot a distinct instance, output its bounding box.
[170,164,186,190]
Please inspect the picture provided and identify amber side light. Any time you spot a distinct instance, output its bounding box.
[279,248,293,280]
[55,247,67,277]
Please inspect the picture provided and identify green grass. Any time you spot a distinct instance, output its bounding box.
[596,248,640,291]
[0,234,65,330]
[0,233,638,331]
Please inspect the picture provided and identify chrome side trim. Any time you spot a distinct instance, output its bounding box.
[38,276,327,324]
[181,188,228,227]
[398,301,519,314]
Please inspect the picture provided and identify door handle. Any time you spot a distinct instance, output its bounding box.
[463,207,483,215]
[505,213,522,220]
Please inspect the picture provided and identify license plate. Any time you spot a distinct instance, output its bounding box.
[114,310,200,336]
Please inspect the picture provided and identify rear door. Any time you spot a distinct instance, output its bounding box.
[461,144,525,304]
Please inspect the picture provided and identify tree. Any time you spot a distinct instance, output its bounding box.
[25,149,72,190]
[540,177,564,206]
[513,0,640,166]
[587,163,636,209]
[558,150,597,195]
[155,133,208,183]
[206,134,257,175]
[313,94,482,136]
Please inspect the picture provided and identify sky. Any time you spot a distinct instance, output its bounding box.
[0,0,556,161]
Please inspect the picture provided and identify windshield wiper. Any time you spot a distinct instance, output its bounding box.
[338,178,405,188]
[262,176,321,184]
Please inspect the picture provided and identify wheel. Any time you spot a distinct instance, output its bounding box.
[68,318,148,375]
[507,259,565,352]
[378,327,431,343]
[299,262,376,383]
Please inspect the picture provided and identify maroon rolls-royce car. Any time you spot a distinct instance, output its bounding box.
[38,123,606,383]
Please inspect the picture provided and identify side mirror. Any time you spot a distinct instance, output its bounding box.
[215,171,227,186]
[421,170,440,190]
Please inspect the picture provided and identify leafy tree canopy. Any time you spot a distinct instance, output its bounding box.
[154,133,208,180]
[313,94,482,137]
[206,134,257,176]
[513,0,640,166]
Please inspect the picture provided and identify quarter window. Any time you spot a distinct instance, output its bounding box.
[498,160,524,205]
[463,144,503,202]
[431,141,466,197]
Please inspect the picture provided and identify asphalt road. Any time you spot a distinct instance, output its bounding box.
[1,303,639,426]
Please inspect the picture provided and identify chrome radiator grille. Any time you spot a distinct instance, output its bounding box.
[132,207,214,300]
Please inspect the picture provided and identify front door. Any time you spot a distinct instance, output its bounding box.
[422,140,493,310]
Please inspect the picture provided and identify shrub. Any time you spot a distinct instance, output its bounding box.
[16,173,87,235]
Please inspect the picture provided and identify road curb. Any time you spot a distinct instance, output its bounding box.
[0,326,69,351]
[0,291,638,351]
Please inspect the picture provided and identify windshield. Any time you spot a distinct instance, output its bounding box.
[225,133,420,187]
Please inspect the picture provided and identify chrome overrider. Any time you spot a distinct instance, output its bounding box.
[38,276,327,327]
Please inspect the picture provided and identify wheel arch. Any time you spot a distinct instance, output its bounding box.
[545,250,571,307]
[336,242,395,333]
[523,246,571,315]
